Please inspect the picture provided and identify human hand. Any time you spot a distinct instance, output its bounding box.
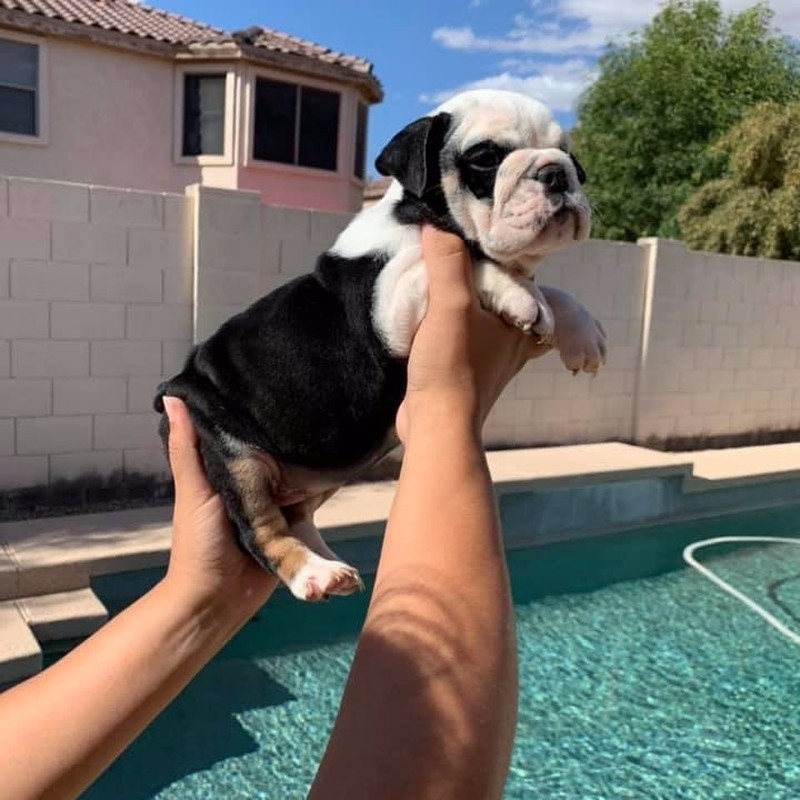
[161,396,278,617]
[396,227,552,443]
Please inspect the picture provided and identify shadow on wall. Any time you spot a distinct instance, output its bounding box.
[646,427,800,453]
[0,448,405,522]
[0,471,174,523]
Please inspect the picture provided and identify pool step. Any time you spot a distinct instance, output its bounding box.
[0,603,42,686]
[0,587,109,686]
[17,587,108,643]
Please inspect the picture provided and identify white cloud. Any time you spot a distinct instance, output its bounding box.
[419,59,597,112]
[433,0,800,57]
[425,1,800,116]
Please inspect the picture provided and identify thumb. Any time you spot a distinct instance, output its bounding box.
[420,226,476,308]
[163,396,214,502]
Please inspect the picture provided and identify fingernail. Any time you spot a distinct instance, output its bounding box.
[162,395,177,421]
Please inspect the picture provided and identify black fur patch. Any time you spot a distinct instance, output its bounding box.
[155,253,407,473]
[457,141,511,201]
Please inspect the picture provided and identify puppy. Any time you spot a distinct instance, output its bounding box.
[155,90,606,601]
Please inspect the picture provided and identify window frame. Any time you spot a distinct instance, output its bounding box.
[173,65,236,166]
[353,101,369,181]
[0,31,48,146]
[244,68,346,178]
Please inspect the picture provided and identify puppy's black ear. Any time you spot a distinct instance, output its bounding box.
[570,153,587,185]
[375,112,452,198]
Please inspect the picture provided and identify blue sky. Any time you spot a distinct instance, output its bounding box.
[157,0,800,179]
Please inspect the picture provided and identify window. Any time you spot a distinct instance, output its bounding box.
[0,38,38,137]
[252,78,340,171]
[354,102,368,179]
[182,74,226,157]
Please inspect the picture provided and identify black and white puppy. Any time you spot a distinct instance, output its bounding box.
[155,90,606,602]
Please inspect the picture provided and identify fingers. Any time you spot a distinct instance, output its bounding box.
[163,396,214,502]
[420,225,475,309]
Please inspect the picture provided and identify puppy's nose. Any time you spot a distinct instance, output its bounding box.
[534,164,569,195]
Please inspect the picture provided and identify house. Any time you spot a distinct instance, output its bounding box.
[0,0,382,213]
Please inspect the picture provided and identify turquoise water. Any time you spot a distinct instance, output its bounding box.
[83,513,800,799]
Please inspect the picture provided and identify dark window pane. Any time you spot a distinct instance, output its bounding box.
[253,78,296,163]
[354,103,368,179]
[0,85,36,135]
[298,87,339,171]
[0,39,37,89]
[182,74,225,156]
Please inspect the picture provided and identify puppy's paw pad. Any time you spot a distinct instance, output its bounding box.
[288,555,364,603]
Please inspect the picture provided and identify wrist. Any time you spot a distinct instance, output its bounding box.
[402,391,481,439]
[159,571,272,635]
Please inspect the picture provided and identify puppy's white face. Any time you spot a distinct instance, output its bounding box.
[435,91,590,272]
[366,90,591,276]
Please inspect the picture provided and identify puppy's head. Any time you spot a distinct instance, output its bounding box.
[376,90,590,274]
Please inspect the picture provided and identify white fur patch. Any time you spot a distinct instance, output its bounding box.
[370,242,427,358]
[331,182,414,260]
[287,553,363,602]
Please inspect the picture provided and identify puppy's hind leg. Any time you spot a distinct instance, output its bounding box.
[283,487,347,564]
[228,458,362,602]
[280,489,364,600]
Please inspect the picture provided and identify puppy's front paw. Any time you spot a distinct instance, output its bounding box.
[557,315,607,375]
[487,283,554,346]
[287,554,364,602]
[496,285,540,334]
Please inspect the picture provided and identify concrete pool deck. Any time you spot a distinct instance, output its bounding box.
[2,440,800,684]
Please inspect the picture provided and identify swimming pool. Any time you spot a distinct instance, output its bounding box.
[83,506,800,799]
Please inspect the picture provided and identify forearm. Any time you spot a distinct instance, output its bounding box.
[311,405,517,800]
[0,578,268,800]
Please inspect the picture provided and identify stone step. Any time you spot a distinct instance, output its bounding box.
[17,587,108,643]
[0,604,42,685]
[0,506,172,600]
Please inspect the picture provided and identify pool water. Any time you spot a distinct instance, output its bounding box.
[83,513,800,800]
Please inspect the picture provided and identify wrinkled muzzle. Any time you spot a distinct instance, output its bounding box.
[481,149,590,267]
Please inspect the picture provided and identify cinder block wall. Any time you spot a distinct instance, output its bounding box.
[0,177,193,489]
[2,177,799,493]
[636,239,800,442]
[483,239,647,446]
[191,186,352,342]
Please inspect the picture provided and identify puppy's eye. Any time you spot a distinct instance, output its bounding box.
[463,144,505,170]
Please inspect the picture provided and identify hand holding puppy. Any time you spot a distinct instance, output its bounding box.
[396,226,552,443]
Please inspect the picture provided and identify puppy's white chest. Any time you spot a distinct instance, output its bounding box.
[371,248,552,358]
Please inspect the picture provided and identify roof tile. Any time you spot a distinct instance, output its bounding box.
[0,0,374,76]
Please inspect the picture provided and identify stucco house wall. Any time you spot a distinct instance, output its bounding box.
[0,2,380,214]
[0,36,216,193]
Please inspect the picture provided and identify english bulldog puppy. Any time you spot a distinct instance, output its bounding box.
[155,90,606,602]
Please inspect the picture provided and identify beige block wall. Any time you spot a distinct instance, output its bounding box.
[482,239,647,447]
[2,178,799,492]
[635,239,800,442]
[0,176,194,488]
[192,185,352,342]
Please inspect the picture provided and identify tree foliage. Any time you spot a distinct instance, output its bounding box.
[677,102,800,260]
[571,0,800,242]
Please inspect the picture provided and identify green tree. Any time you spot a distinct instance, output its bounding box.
[571,0,800,242]
[677,102,800,260]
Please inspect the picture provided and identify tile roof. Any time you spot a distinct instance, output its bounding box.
[0,0,376,78]
[0,0,226,45]
[233,26,372,75]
